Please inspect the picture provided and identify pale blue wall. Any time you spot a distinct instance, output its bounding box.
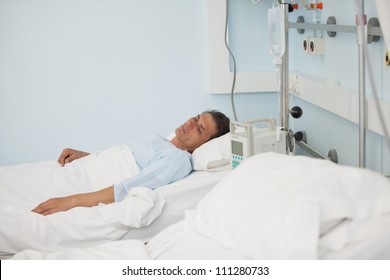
[0,0,275,165]
[1,0,389,176]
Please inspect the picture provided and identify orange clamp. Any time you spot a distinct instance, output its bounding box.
[310,2,323,10]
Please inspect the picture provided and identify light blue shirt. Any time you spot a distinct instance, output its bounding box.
[113,135,192,202]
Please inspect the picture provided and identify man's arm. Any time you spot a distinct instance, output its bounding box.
[58,148,90,166]
[31,186,114,216]
[114,153,192,202]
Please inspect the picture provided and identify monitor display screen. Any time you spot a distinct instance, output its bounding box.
[231,140,243,156]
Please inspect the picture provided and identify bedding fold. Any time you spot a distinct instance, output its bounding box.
[0,186,165,253]
[12,239,149,260]
[0,145,164,253]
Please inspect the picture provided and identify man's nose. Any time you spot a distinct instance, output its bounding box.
[187,119,195,129]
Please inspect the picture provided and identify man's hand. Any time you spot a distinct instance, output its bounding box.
[58,148,90,166]
[31,196,77,216]
[31,186,114,216]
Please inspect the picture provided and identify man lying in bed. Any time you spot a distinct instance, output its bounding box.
[32,110,230,216]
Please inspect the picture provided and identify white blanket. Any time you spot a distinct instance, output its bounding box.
[11,239,149,260]
[10,153,390,260]
[0,145,165,254]
[186,152,390,259]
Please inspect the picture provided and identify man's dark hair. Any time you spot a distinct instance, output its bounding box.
[203,110,230,140]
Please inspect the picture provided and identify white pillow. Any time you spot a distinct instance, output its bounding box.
[191,133,231,171]
[187,152,390,259]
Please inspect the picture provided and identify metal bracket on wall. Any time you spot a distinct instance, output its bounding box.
[296,131,339,163]
[326,16,337,38]
[290,17,383,42]
[296,16,305,34]
[367,17,381,43]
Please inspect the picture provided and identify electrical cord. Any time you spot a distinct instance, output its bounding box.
[224,0,238,121]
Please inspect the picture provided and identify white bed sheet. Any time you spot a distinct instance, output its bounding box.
[148,153,390,260]
[0,145,229,256]
[146,220,249,260]
[319,214,390,259]
[147,211,390,260]
[146,215,390,260]
[11,214,390,260]
[11,153,390,260]
[11,239,149,260]
[122,169,230,242]
[11,220,247,260]
[0,185,165,253]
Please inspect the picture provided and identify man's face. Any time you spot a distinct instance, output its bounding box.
[174,113,217,152]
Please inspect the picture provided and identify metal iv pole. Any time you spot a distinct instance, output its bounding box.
[280,2,291,151]
[357,0,366,168]
[280,2,289,132]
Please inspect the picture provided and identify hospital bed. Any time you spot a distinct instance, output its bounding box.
[8,149,390,260]
[0,134,232,259]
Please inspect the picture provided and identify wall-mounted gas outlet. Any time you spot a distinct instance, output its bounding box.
[302,37,325,55]
[303,37,311,53]
[309,37,325,55]
[386,51,390,67]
